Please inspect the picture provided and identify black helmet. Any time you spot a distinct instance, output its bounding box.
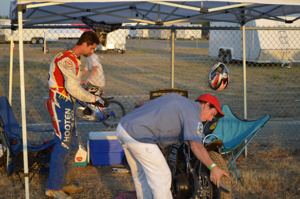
[208,62,229,90]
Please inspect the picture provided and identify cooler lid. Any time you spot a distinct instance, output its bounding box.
[89,131,117,140]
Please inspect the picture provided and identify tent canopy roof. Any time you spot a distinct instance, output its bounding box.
[10,0,300,27]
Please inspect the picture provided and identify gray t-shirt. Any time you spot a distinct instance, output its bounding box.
[120,93,204,147]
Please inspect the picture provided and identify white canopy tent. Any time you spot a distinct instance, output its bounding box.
[8,1,300,198]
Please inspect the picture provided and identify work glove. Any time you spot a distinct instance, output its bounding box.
[95,96,105,107]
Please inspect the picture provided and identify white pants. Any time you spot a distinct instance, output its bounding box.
[116,124,172,199]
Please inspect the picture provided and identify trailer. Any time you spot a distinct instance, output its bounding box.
[97,28,128,53]
[124,23,149,39]
[0,19,50,44]
[209,18,300,65]
[44,27,127,53]
[175,23,202,40]
[145,23,202,40]
[44,28,84,41]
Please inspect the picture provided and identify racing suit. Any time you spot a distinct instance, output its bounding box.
[46,50,97,190]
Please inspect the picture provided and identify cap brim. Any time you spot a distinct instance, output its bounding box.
[215,109,225,118]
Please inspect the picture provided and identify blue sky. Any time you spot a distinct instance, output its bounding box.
[0,0,11,17]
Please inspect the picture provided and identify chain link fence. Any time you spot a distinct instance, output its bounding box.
[0,23,299,150]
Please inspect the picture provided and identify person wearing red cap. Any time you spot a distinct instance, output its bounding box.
[116,92,228,199]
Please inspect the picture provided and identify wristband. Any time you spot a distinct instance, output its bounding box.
[209,163,216,170]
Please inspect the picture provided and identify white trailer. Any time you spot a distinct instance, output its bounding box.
[148,28,171,39]
[97,29,128,53]
[148,23,202,40]
[124,23,149,39]
[175,23,202,40]
[44,27,127,53]
[0,19,50,44]
[209,18,300,65]
[44,28,84,41]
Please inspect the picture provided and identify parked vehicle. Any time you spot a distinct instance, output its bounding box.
[209,18,300,65]
[44,28,84,41]
[175,23,202,40]
[0,19,50,44]
[97,29,128,53]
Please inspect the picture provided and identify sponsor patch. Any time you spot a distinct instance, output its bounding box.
[210,122,218,130]
[197,122,204,139]
[61,57,75,70]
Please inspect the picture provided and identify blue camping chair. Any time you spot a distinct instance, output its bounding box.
[0,96,54,184]
[211,105,270,182]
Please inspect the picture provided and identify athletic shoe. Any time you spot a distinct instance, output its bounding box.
[45,189,72,199]
[63,183,84,194]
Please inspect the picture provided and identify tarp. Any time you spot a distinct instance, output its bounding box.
[10,0,300,26]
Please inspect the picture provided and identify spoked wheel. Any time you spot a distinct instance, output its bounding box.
[103,99,126,129]
[209,151,232,199]
[193,151,232,199]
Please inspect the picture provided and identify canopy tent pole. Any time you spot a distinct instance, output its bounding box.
[171,28,175,88]
[6,30,15,170]
[17,6,30,199]
[9,32,14,104]
[242,24,248,157]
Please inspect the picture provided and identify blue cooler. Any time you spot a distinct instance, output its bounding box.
[88,131,125,166]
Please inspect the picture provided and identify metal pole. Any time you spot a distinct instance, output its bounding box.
[9,33,14,104]
[18,8,30,199]
[171,28,175,88]
[242,24,248,157]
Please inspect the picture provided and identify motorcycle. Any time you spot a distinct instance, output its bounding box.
[164,133,232,199]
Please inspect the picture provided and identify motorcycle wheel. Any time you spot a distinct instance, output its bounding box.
[209,151,232,199]
[194,151,232,199]
[103,99,126,129]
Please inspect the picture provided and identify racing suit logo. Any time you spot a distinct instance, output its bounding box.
[64,108,74,142]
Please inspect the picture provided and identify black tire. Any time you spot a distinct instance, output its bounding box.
[193,151,231,199]
[225,50,232,64]
[31,38,37,44]
[38,38,44,44]
[209,151,232,199]
[103,99,126,129]
[218,49,226,62]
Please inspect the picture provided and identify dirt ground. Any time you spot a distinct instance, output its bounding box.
[0,142,299,199]
[0,164,135,199]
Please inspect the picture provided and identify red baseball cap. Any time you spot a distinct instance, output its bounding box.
[196,93,225,118]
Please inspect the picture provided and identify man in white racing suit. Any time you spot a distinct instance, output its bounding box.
[45,31,104,199]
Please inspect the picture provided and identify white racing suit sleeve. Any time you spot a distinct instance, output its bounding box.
[58,57,96,103]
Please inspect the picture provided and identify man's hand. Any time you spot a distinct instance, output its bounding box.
[209,166,229,188]
[189,140,229,188]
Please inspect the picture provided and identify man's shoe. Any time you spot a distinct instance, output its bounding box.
[63,183,84,194]
[45,189,72,199]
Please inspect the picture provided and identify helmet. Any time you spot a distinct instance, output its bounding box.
[208,62,229,90]
[76,102,110,122]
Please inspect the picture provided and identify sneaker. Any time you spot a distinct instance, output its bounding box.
[45,189,72,199]
[63,183,84,194]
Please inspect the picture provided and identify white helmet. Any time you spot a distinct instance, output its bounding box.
[76,102,110,122]
[208,62,229,90]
